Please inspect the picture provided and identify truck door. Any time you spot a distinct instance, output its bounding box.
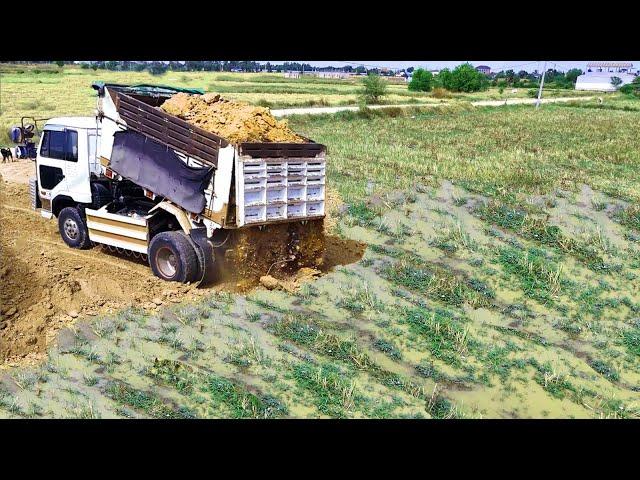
[64,128,91,204]
[37,126,69,212]
[37,126,91,211]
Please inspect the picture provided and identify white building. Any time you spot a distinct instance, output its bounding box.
[283,70,355,80]
[576,62,637,91]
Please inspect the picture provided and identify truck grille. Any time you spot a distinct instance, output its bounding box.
[239,158,326,225]
[29,177,39,210]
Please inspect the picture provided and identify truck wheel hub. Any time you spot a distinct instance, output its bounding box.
[156,247,177,277]
[64,218,79,240]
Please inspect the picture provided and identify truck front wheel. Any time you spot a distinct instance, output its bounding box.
[148,231,199,283]
[58,207,92,249]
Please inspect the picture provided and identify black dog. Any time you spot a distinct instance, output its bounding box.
[1,148,13,162]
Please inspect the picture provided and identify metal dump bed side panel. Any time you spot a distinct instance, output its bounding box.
[235,142,326,227]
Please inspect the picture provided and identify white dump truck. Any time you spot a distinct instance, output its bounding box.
[28,83,326,285]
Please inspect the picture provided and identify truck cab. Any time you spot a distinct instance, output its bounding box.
[34,117,100,219]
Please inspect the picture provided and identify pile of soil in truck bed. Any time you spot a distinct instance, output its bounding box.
[160,93,305,144]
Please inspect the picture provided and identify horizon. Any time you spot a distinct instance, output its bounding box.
[66,60,640,73]
[280,60,640,72]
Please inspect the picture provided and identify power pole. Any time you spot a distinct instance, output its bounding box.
[535,60,547,109]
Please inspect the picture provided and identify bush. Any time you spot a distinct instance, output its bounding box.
[620,77,640,98]
[435,63,489,93]
[149,63,168,76]
[360,73,388,104]
[408,68,433,92]
[431,87,452,99]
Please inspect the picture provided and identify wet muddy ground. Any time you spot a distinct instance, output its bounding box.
[0,163,361,366]
[1,170,639,418]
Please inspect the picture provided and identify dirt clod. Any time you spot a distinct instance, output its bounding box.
[160,93,305,144]
[259,275,280,290]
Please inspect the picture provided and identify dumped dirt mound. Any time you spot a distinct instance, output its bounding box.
[218,218,365,292]
[160,93,305,144]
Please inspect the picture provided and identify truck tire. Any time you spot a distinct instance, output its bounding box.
[58,207,92,249]
[148,231,200,283]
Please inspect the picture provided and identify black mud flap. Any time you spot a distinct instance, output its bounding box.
[187,227,217,287]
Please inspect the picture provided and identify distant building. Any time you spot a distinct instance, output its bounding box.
[576,62,637,91]
[476,65,491,75]
[315,71,354,79]
[283,70,355,80]
[586,62,634,74]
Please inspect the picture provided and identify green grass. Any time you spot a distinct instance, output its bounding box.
[475,200,616,273]
[290,362,360,418]
[497,246,563,304]
[106,381,195,419]
[289,103,640,204]
[382,256,493,308]
[622,324,640,357]
[401,307,476,367]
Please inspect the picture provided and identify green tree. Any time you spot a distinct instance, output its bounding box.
[408,68,433,92]
[565,68,583,84]
[619,77,639,97]
[360,73,388,104]
[611,76,623,88]
[435,63,489,92]
[149,62,168,75]
[55,61,64,68]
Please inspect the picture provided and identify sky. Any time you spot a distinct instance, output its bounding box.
[270,61,639,72]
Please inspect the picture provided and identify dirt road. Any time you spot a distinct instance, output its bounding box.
[271,96,595,117]
[0,162,363,365]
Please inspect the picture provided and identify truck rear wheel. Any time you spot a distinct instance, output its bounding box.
[58,207,92,249]
[148,231,199,283]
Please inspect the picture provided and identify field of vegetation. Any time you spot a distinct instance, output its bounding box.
[1,66,639,418]
[0,64,591,145]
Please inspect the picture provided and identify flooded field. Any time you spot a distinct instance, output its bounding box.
[2,179,639,418]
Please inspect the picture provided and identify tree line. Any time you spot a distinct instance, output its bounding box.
[408,63,586,93]
[71,61,398,76]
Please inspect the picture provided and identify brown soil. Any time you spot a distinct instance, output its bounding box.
[220,219,365,292]
[160,93,305,144]
[0,159,34,185]
[0,167,364,366]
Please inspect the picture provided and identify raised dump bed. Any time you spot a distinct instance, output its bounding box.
[95,83,327,230]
